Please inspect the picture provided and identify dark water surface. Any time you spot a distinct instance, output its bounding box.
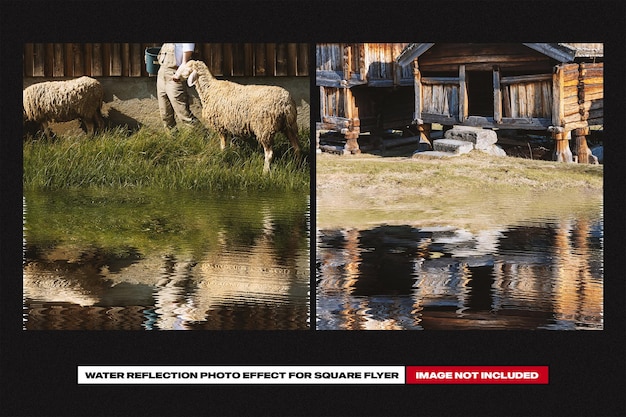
[316,192,603,330]
[23,189,310,330]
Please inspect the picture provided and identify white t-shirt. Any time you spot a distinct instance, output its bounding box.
[174,43,195,66]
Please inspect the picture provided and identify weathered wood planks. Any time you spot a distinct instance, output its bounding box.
[24,43,309,78]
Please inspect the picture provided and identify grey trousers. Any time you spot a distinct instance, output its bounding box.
[157,66,197,129]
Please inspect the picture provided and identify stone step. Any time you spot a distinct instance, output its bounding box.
[433,139,474,154]
[412,150,460,159]
[444,126,498,150]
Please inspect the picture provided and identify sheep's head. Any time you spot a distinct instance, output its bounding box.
[175,60,199,87]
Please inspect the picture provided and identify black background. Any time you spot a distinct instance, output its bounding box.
[2,1,625,416]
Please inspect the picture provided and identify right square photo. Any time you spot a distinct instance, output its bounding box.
[315,43,603,330]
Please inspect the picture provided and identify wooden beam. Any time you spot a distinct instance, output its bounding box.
[396,43,435,67]
[413,59,422,122]
[421,112,458,126]
[421,77,460,85]
[459,64,467,122]
[523,43,576,63]
[358,43,366,81]
[500,73,552,85]
[343,44,351,81]
[493,66,502,123]
[552,65,564,126]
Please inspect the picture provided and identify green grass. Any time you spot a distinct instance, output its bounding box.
[23,125,310,192]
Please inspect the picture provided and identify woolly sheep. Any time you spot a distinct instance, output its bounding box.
[176,60,300,173]
[23,76,105,138]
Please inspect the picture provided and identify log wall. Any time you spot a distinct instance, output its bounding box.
[579,63,603,126]
[555,62,603,129]
[23,43,309,78]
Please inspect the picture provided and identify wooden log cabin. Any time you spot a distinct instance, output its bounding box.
[396,43,603,162]
[317,43,603,161]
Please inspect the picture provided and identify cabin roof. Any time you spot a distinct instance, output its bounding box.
[396,43,603,67]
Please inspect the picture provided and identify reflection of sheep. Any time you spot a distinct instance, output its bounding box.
[176,60,300,173]
[23,76,105,138]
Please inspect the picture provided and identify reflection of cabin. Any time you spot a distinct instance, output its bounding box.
[396,43,603,162]
[316,43,416,153]
[317,43,603,162]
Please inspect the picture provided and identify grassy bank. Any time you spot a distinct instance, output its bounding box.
[317,150,603,192]
[23,126,310,192]
[316,150,603,230]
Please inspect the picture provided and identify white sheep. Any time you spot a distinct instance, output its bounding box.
[23,76,105,138]
[176,60,301,173]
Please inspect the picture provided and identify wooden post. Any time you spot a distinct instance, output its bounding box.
[573,127,593,164]
[343,44,352,81]
[344,131,360,154]
[553,129,573,163]
[552,65,565,127]
[320,86,326,121]
[358,43,366,81]
[417,123,432,151]
[413,58,422,122]
[343,88,360,154]
[493,66,502,123]
[459,64,468,122]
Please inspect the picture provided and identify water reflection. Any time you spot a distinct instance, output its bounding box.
[23,190,310,330]
[317,210,603,330]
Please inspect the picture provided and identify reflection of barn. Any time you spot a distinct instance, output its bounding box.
[316,220,603,330]
[317,43,603,162]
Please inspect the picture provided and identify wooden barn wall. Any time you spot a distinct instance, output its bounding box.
[316,43,343,72]
[363,43,411,81]
[421,83,459,118]
[316,43,412,83]
[23,43,309,78]
[503,80,552,119]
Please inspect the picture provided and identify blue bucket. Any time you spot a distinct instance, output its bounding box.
[145,47,161,76]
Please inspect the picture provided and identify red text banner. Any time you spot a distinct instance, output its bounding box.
[406,366,549,384]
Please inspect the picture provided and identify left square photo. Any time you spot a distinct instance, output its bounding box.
[22,42,311,330]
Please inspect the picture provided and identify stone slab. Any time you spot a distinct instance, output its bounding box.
[445,126,498,149]
[433,139,474,154]
[412,150,460,159]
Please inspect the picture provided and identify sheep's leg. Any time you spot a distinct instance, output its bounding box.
[41,121,51,139]
[94,111,105,133]
[83,118,95,135]
[286,124,301,157]
[219,133,228,150]
[261,137,274,174]
[263,147,273,174]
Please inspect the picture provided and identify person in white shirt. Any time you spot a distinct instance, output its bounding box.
[156,43,198,130]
